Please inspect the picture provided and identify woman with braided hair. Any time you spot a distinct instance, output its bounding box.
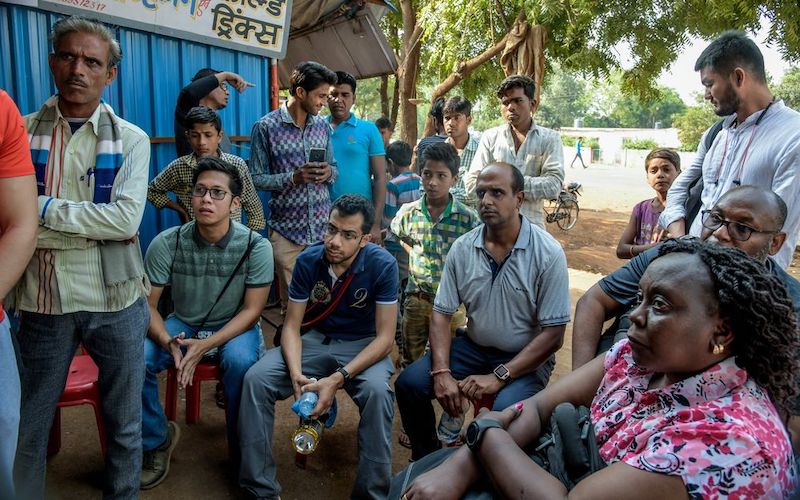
[396,239,798,499]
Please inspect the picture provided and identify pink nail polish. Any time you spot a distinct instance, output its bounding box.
[515,402,524,411]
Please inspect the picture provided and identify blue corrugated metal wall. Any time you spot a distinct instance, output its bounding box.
[0,4,272,251]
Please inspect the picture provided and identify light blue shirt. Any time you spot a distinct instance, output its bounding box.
[327,113,385,201]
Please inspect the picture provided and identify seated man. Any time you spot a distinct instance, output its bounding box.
[571,184,800,370]
[141,157,273,489]
[238,194,398,500]
[395,162,571,461]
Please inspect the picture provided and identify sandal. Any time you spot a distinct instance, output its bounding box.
[398,428,412,449]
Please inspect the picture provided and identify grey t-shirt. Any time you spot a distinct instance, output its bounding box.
[145,221,273,326]
[433,216,571,353]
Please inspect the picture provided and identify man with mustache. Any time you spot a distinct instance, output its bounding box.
[14,16,151,498]
[661,31,800,269]
[464,75,565,228]
[396,162,570,461]
[249,61,338,313]
[327,71,387,244]
[239,194,398,499]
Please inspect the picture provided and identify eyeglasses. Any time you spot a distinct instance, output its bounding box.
[700,210,777,241]
[192,185,229,200]
[324,224,362,241]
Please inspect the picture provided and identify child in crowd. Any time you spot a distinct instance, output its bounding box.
[147,106,265,230]
[390,142,479,366]
[384,141,422,282]
[443,96,479,207]
[616,147,681,259]
[375,116,393,150]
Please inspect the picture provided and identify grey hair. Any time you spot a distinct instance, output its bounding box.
[50,16,122,68]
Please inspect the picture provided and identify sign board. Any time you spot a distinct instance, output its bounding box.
[2,0,293,58]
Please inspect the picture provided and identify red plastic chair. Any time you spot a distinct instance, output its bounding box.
[165,360,223,424]
[47,354,106,457]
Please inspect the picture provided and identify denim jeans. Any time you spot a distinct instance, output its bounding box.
[0,314,20,499]
[142,315,264,451]
[15,298,149,500]
[395,336,554,460]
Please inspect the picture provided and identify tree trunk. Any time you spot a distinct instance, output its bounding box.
[391,74,400,127]
[379,75,390,118]
[398,0,422,145]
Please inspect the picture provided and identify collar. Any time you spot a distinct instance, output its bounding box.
[506,119,539,137]
[326,112,357,128]
[55,97,103,135]
[724,100,784,130]
[420,194,455,220]
[280,102,318,129]
[473,214,529,249]
[192,221,234,249]
[446,134,479,151]
[187,149,224,167]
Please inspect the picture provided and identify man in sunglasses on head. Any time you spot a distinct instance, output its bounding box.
[572,185,799,371]
[140,157,273,489]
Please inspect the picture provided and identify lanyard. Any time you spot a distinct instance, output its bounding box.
[712,101,774,186]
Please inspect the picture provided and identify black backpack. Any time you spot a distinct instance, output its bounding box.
[684,119,725,226]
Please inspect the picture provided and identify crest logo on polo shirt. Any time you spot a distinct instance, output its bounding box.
[311,281,331,304]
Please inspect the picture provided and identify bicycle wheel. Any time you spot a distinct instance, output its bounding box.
[555,200,579,230]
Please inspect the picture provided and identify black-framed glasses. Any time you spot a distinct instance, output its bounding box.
[192,185,229,200]
[324,224,362,241]
[700,210,777,241]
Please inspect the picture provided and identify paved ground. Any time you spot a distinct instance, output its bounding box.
[39,163,798,498]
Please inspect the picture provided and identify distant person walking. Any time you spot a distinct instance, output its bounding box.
[570,136,587,168]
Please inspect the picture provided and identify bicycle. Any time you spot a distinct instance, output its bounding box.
[544,182,581,230]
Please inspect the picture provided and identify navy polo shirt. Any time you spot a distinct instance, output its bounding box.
[288,241,399,340]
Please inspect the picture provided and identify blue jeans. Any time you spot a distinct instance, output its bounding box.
[395,336,554,460]
[142,316,264,451]
[0,314,20,499]
[15,298,149,500]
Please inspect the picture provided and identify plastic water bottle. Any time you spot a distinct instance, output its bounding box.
[291,391,318,419]
[437,401,468,445]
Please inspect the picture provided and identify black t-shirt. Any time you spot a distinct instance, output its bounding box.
[174,74,232,157]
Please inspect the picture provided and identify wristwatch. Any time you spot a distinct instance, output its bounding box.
[465,418,504,451]
[335,366,350,383]
[493,363,511,383]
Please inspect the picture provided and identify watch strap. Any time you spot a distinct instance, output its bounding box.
[466,418,504,451]
[335,366,350,383]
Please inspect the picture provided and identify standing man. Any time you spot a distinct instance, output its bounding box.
[327,71,387,243]
[442,96,479,207]
[249,61,338,311]
[15,16,151,499]
[396,162,570,461]
[465,75,565,228]
[174,68,253,157]
[141,158,272,489]
[0,90,38,500]
[239,195,398,499]
[661,31,800,269]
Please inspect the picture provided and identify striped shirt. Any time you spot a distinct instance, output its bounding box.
[17,103,150,314]
[465,122,564,227]
[390,195,480,296]
[384,171,422,253]
[147,151,265,230]
[660,100,800,269]
[449,134,479,207]
[249,104,338,245]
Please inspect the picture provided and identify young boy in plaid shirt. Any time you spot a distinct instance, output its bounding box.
[390,142,479,366]
[147,106,265,230]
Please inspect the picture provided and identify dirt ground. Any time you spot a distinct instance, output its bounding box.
[41,164,799,499]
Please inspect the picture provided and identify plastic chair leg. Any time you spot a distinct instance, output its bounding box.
[165,368,178,421]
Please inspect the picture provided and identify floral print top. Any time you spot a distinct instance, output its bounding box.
[591,340,796,499]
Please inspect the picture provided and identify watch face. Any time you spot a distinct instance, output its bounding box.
[494,364,509,380]
[466,421,480,446]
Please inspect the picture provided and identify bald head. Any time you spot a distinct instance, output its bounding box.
[717,185,786,230]
[478,162,524,194]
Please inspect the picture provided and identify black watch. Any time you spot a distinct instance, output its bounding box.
[335,366,350,383]
[465,418,504,451]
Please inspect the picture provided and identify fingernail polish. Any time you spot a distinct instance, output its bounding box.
[515,402,524,411]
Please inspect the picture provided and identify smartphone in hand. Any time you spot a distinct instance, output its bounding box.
[309,147,325,163]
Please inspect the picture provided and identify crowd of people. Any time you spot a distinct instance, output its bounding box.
[0,14,799,500]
